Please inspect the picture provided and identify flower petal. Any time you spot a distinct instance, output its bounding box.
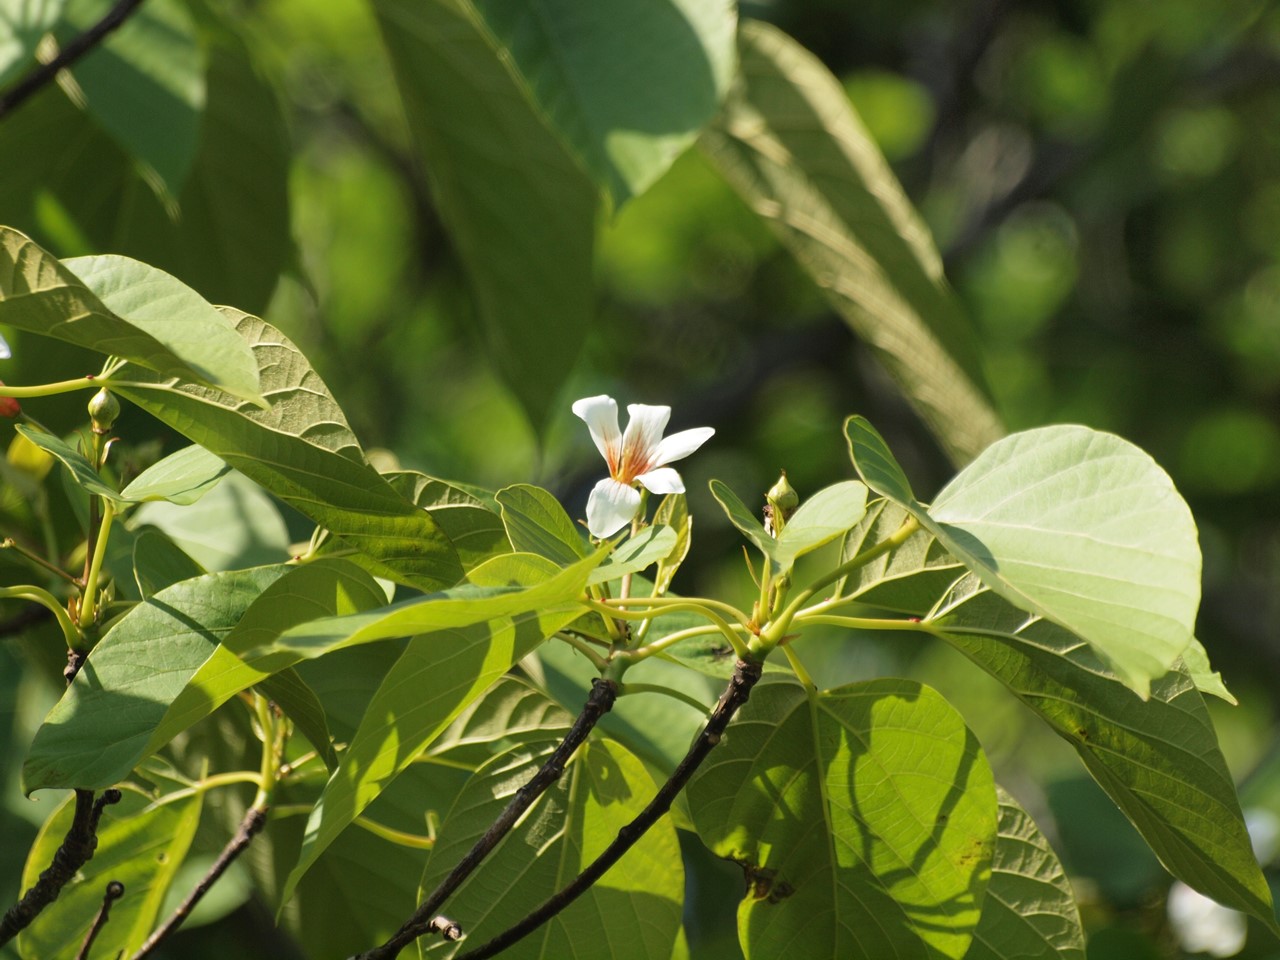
[0,333,10,359]
[585,477,641,538]
[636,467,685,495]
[650,426,714,468]
[572,395,621,464]
[619,404,671,476]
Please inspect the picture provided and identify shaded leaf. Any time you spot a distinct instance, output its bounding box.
[688,675,998,960]
[708,477,773,557]
[384,470,510,572]
[0,0,64,86]
[927,577,1275,930]
[470,0,736,206]
[22,566,288,793]
[652,493,691,594]
[838,499,963,614]
[131,525,205,598]
[111,309,463,590]
[119,444,229,505]
[964,787,1085,960]
[703,21,1002,464]
[373,0,597,430]
[420,738,683,959]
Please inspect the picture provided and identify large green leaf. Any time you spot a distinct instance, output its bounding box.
[0,0,64,87]
[926,577,1275,930]
[419,738,684,959]
[964,787,1085,960]
[0,228,263,401]
[838,500,964,614]
[17,787,202,959]
[703,21,1002,464]
[21,566,288,793]
[383,470,510,572]
[110,309,463,590]
[281,597,585,901]
[58,0,205,196]
[469,0,736,206]
[688,675,998,960]
[847,417,1202,698]
[497,483,589,565]
[372,0,597,430]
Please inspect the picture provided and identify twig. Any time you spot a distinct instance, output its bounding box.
[351,677,620,960]
[453,659,763,960]
[0,789,123,944]
[128,806,268,959]
[75,880,124,960]
[0,0,148,120]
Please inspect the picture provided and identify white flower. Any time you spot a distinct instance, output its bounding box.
[1167,881,1246,957]
[573,395,714,538]
[0,333,9,359]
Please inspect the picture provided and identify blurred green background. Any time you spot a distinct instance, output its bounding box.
[3,0,1280,957]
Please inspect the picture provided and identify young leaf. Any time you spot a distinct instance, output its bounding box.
[417,738,684,960]
[373,0,597,431]
[1179,637,1237,705]
[497,483,589,565]
[588,525,677,585]
[772,479,868,570]
[688,675,998,960]
[704,22,1003,464]
[652,493,692,593]
[848,417,1202,698]
[109,309,463,591]
[22,566,289,793]
[118,444,230,505]
[17,788,202,959]
[965,787,1085,960]
[708,477,774,558]
[469,0,736,207]
[927,579,1276,931]
[13,424,120,502]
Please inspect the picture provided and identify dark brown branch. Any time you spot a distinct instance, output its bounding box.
[454,659,764,960]
[0,0,148,120]
[352,677,620,960]
[129,805,269,960]
[75,880,124,960]
[0,788,122,944]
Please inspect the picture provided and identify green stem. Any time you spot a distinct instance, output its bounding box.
[352,817,435,850]
[0,539,79,585]
[782,645,815,689]
[140,772,263,811]
[600,594,753,630]
[626,623,728,660]
[583,598,750,661]
[78,499,115,629]
[553,633,609,672]
[617,682,709,714]
[0,586,79,649]
[795,614,931,632]
[0,376,102,398]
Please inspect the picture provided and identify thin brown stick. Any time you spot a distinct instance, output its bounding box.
[351,677,619,960]
[0,789,122,945]
[129,806,269,959]
[75,880,124,960]
[453,659,763,960]
[0,0,148,120]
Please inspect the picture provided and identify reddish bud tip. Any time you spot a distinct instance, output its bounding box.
[0,381,19,418]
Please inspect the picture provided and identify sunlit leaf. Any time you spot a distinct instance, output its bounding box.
[497,483,588,565]
[17,787,202,958]
[419,738,684,959]
[652,493,691,594]
[964,787,1085,960]
[589,525,677,585]
[372,0,596,430]
[688,675,997,960]
[384,470,510,572]
[119,444,229,505]
[772,479,868,570]
[703,21,1002,464]
[1180,637,1237,705]
[469,0,736,206]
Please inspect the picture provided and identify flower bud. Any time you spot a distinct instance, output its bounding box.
[0,381,19,418]
[764,471,799,536]
[88,388,120,434]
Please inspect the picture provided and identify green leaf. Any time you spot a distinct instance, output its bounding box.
[844,416,919,506]
[838,499,964,614]
[151,559,389,773]
[849,418,1202,698]
[772,480,868,570]
[688,675,997,960]
[21,566,288,793]
[110,309,463,591]
[383,470,510,572]
[691,675,998,960]
[0,228,263,398]
[652,493,691,594]
[927,578,1275,930]
[964,787,1085,960]
[131,525,205,598]
[419,738,684,959]
[120,444,229,504]
[708,477,773,557]
[67,253,264,405]
[59,0,205,196]
[13,423,118,501]
[1180,637,1237,705]
[281,595,586,901]
[497,483,589,565]
[372,0,597,430]
[704,22,1002,464]
[131,470,290,572]
[427,674,575,767]
[589,525,677,585]
[17,787,202,959]
[0,0,64,86]
[469,0,736,206]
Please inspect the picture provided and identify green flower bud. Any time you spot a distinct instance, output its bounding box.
[88,388,120,434]
[764,471,799,536]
